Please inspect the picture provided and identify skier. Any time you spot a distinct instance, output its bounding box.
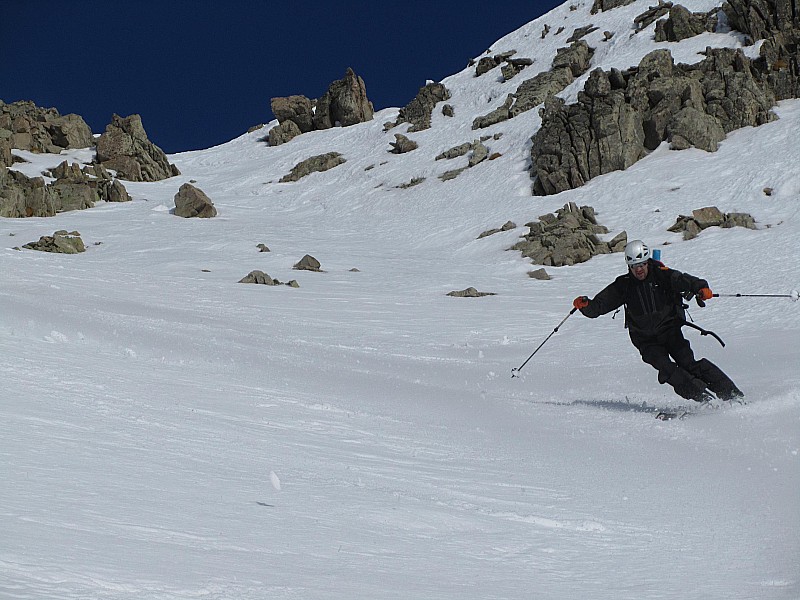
[572,240,743,402]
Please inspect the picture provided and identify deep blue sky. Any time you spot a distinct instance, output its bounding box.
[2,1,562,153]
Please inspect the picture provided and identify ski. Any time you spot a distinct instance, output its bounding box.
[655,410,688,421]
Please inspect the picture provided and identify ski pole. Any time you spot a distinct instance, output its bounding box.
[713,289,799,302]
[512,307,577,378]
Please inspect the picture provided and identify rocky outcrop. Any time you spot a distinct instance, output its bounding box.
[531,0,799,195]
[473,41,594,130]
[23,230,85,254]
[95,114,180,182]
[668,206,757,239]
[313,68,374,129]
[0,100,94,158]
[279,152,346,183]
[508,203,627,267]
[654,5,718,42]
[174,183,216,218]
[723,0,800,99]
[391,82,451,132]
[1,160,131,217]
[531,47,778,195]
[268,69,374,145]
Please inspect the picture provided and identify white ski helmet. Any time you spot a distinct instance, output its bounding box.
[624,239,650,266]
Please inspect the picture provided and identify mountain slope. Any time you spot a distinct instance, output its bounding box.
[2,0,799,598]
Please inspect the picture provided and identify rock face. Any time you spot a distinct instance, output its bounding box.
[509,203,627,267]
[95,114,180,182]
[530,0,799,195]
[0,100,94,164]
[531,47,778,195]
[173,183,216,218]
[268,69,373,145]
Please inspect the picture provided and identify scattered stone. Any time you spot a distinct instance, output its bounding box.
[439,167,469,182]
[174,183,217,218]
[442,104,455,117]
[23,230,85,254]
[279,152,346,183]
[257,243,271,252]
[293,254,322,272]
[239,270,280,285]
[389,134,418,154]
[397,177,426,189]
[468,141,489,167]
[668,206,757,239]
[447,287,497,298]
[478,221,517,239]
[528,268,552,280]
[763,187,774,196]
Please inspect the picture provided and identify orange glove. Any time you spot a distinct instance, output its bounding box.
[573,295,590,310]
[697,287,713,301]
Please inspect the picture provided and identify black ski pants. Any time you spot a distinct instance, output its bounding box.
[631,328,741,401]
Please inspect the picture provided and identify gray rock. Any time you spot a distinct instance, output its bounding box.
[174,183,217,218]
[468,141,489,167]
[668,206,756,238]
[23,230,85,254]
[654,4,714,41]
[667,107,726,151]
[389,134,418,154]
[239,270,280,285]
[268,120,302,146]
[293,254,322,272]
[270,95,315,133]
[447,287,497,297]
[528,268,552,280]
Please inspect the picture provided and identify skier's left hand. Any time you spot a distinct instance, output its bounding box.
[695,287,712,307]
[697,287,713,301]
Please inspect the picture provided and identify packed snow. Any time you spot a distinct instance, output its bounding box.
[2,0,798,598]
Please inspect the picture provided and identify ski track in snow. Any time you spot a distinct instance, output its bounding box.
[2,0,800,598]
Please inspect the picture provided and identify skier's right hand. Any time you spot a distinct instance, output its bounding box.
[573,295,590,310]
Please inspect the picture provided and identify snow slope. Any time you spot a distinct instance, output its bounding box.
[2,0,798,598]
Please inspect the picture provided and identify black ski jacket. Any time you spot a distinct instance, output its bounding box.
[579,259,708,340]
